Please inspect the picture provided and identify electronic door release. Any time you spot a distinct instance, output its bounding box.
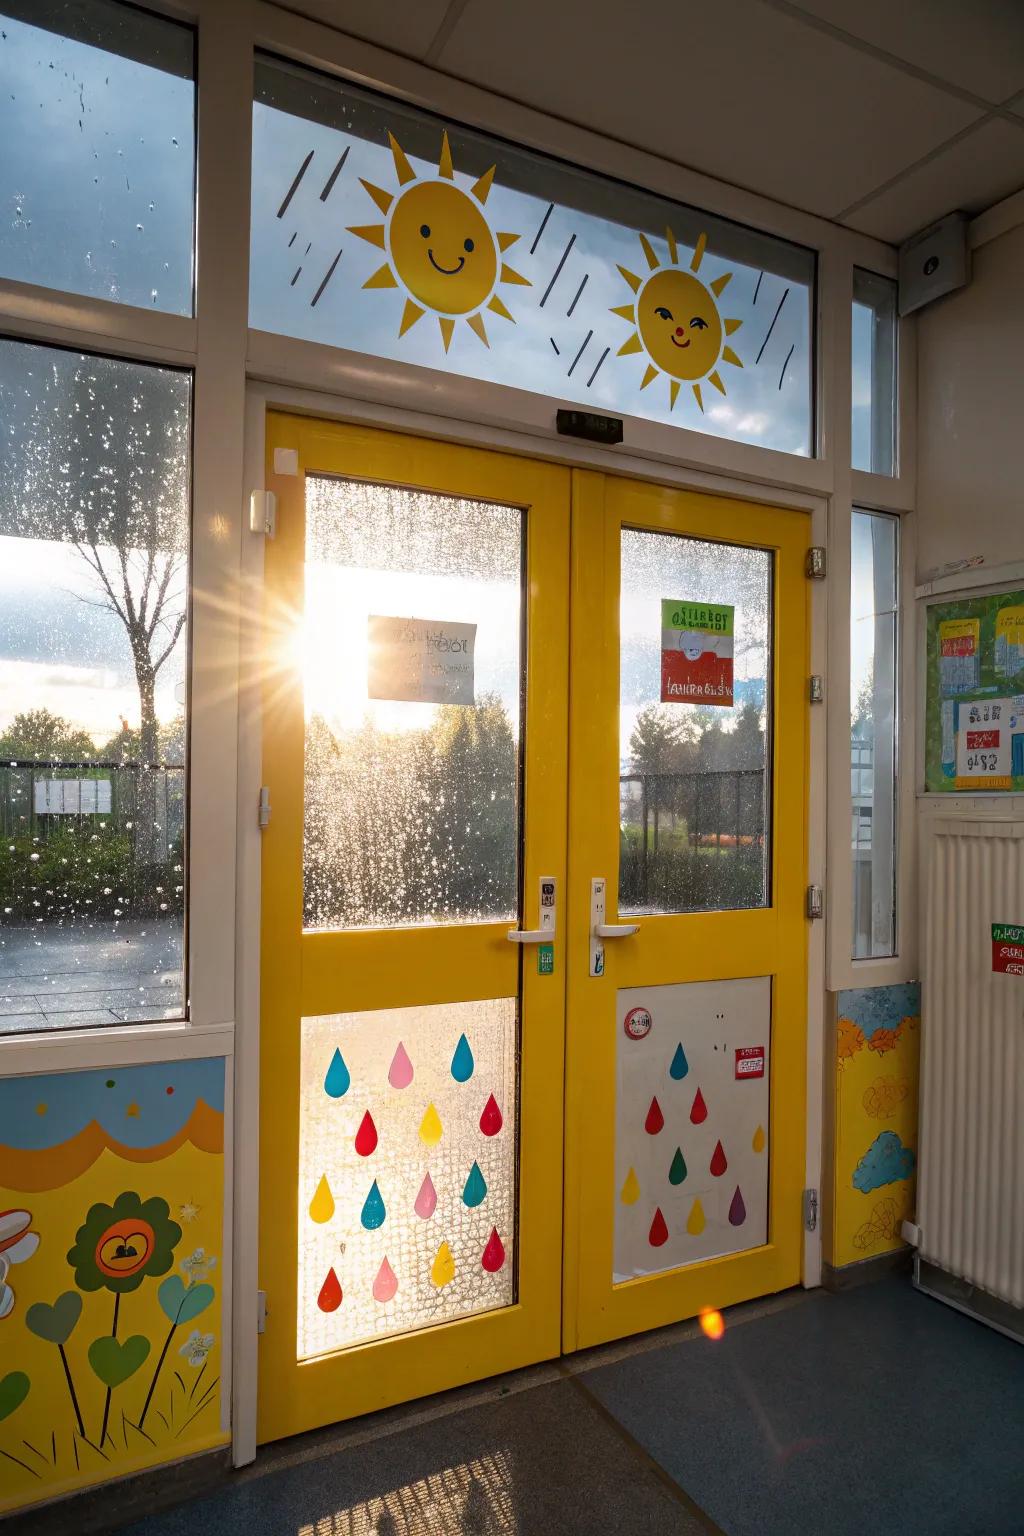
[556,409,624,446]
[508,875,557,943]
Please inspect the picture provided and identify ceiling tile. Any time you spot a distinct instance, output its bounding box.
[436,0,979,219]
[790,0,1024,105]
[843,118,1024,242]
[280,0,452,60]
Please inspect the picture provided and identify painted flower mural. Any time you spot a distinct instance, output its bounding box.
[0,1059,225,1516]
[68,1192,181,1293]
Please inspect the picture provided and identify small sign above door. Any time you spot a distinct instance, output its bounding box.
[660,600,734,706]
[368,615,476,706]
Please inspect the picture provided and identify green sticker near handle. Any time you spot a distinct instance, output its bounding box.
[538,943,554,975]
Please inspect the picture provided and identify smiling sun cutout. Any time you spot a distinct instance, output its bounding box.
[349,130,529,352]
[614,230,743,413]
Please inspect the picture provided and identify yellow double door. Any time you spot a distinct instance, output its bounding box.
[258,414,809,1444]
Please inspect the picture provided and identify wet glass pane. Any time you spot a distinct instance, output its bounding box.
[0,339,190,1032]
[851,509,898,958]
[0,0,195,314]
[299,998,517,1360]
[852,269,897,476]
[251,55,815,456]
[619,528,772,914]
[303,475,523,930]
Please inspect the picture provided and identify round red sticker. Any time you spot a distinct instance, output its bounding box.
[624,1006,652,1040]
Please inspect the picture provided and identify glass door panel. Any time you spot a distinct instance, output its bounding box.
[259,417,568,1443]
[619,527,773,915]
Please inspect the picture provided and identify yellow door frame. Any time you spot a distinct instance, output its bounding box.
[562,470,810,1351]
[258,413,570,1444]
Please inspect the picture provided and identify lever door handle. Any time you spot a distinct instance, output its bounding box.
[507,928,551,944]
[595,922,639,939]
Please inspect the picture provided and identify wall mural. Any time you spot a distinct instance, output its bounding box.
[0,1058,226,1516]
[832,984,920,1268]
[250,65,814,456]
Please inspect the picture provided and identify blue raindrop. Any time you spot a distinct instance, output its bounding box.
[462,1161,487,1207]
[669,1044,689,1081]
[450,1032,475,1083]
[324,1048,350,1098]
[360,1179,386,1230]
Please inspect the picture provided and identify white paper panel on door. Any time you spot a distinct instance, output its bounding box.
[614,977,770,1282]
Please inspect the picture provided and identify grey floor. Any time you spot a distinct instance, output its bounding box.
[0,919,183,1032]
[32,1274,1015,1536]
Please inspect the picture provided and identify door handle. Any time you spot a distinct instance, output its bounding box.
[595,922,639,939]
[507,875,558,946]
[507,928,550,944]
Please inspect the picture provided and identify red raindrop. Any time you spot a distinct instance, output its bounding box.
[481,1227,506,1272]
[728,1186,747,1226]
[645,1096,665,1134]
[317,1267,343,1312]
[710,1139,728,1177]
[354,1110,378,1157]
[690,1088,708,1124]
[649,1207,669,1247]
[480,1094,503,1136]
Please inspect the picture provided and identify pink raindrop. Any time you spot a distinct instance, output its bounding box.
[388,1042,414,1089]
[372,1256,398,1302]
[414,1172,437,1219]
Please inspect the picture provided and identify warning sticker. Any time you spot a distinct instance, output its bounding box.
[735,1046,765,1079]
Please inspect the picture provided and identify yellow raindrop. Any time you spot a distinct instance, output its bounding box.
[309,1174,335,1224]
[752,1125,766,1154]
[620,1168,641,1205]
[430,1240,455,1288]
[687,1197,706,1236]
[419,1102,443,1146]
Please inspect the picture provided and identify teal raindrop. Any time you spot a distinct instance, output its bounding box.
[450,1033,475,1083]
[324,1048,350,1099]
[462,1161,487,1208]
[669,1044,689,1081]
[360,1179,386,1230]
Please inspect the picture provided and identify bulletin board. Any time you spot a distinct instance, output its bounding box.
[924,588,1024,792]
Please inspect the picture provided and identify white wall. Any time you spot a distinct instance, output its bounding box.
[917,220,1024,579]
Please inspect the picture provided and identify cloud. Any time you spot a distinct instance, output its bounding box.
[853,1130,915,1193]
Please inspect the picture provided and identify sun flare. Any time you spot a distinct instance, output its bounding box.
[613,229,743,413]
[349,131,529,352]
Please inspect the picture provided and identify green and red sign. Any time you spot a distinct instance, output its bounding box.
[661,599,734,706]
[992,923,1024,976]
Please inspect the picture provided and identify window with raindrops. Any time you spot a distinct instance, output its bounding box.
[251,56,815,456]
[0,339,191,1033]
[0,0,195,314]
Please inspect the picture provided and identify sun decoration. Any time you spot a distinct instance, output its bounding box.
[613,229,743,413]
[349,130,529,352]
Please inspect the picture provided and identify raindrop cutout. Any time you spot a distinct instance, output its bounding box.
[450,1033,475,1083]
[360,1179,386,1230]
[324,1048,350,1098]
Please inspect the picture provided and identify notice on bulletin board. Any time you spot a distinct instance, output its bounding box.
[661,600,734,706]
[925,589,1024,792]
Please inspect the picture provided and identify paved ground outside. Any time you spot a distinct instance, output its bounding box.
[0,919,184,1033]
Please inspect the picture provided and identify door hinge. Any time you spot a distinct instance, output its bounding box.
[250,489,277,538]
[256,1290,267,1335]
[809,674,824,704]
[806,884,824,920]
[803,1188,818,1233]
[805,546,826,580]
[258,786,272,829]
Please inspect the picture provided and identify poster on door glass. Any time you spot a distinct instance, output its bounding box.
[660,599,734,705]
[368,614,476,705]
[613,978,770,1282]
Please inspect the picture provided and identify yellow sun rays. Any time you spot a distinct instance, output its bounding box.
[613,227,743,412]
[348,131,529,352]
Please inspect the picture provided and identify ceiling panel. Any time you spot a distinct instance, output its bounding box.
[844,118,1024,242]
[437,0,980,219]
[790,0,1024,105]
[279,0,451,60]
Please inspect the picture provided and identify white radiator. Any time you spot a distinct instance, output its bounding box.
[918,818,1024,1320]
